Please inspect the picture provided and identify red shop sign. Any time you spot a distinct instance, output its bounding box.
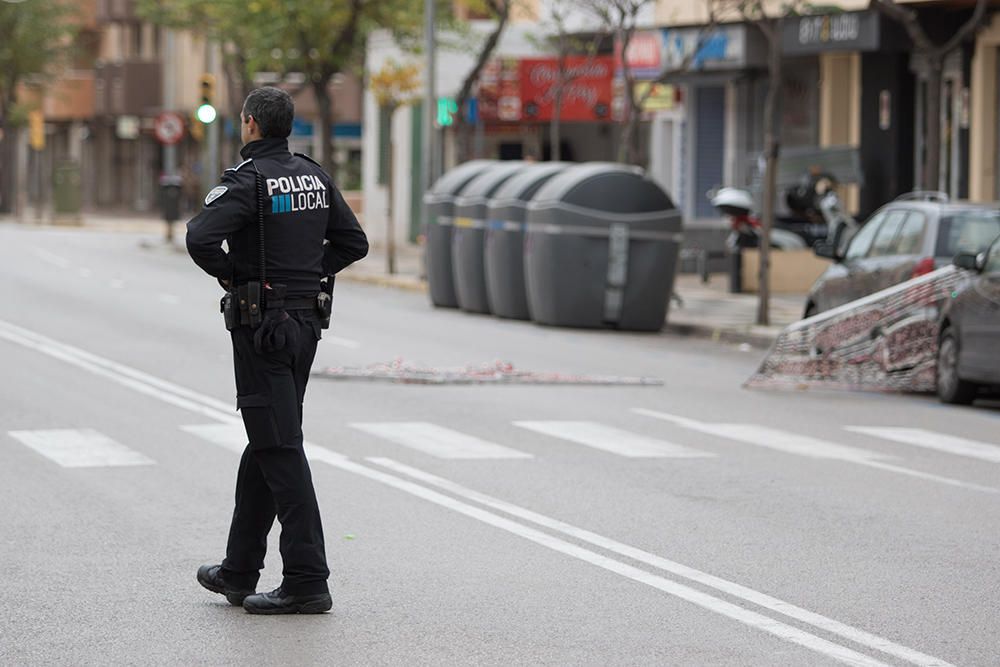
[478,56,615,123]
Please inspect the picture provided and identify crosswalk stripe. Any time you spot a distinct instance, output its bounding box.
[8,428,155,468]
[513,421,715,459]
[846,427,1000,464]
[633,408,998,494]
[349,422,532,460]
[180,424,344,462]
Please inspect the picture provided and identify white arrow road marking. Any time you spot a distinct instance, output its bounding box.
[846,427,1000,464]
[514,420,715,459]
[350,422,532,460]
[632,408,999,495]
[0,318,955,667]
[8,428,155,468]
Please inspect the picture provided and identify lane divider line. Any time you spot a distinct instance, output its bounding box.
[0,318,951,666]
[366,457,951,667]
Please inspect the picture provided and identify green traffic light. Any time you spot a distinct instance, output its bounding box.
[197,103,217,124]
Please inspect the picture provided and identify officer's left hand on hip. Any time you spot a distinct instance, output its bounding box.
[254,310,298,354]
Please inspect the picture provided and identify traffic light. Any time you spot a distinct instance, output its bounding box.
[28,110,45,151]
[197,73,217,124]
[437,97,457,127]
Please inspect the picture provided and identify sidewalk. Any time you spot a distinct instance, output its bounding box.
[3,214,801,346]
[340,245,803,347]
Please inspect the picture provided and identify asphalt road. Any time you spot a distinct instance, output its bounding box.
[1,223,998,667]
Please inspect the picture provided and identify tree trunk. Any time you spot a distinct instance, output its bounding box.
[386,105,396,275]
[312,78,337,180]
[923,58,943,191]
[0,120,15,214]
[551,79,563,161]
[757,32,782,327]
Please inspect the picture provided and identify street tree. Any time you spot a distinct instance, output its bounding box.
[453,0,512,160]
[136,0,277,125]
[533,0,605,161]
[872,0,988,191]
[0,0,78,214]
[580,0,656,165]
[370,59,421,274]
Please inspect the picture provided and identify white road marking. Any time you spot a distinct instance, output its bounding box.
[0,320,240,425]
[181,423,346,462]
[158,293,180,304]
[633,408,998,495]
[350,422,532,459]
[368,457,952,667]
[109,279,125,289]
[514,420,714,458]
[325,336,360,349]
[31,248,70,269]
[846,427,1000,464]
[0,318,953,666]
[8,428,155,468]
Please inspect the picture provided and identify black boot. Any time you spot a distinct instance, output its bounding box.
[242,586,332,615]
[197,564,255,606]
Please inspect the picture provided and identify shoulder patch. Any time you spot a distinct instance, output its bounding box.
[204,186,228,206]
[225,158,254,173]
[294,152,322,167]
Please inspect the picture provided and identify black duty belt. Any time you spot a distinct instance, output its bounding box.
[274,297,318,311]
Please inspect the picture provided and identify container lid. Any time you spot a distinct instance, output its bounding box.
[529,162,674,214]
[489,162,572,206]
[453,161,526,208]
[427,160,497,197]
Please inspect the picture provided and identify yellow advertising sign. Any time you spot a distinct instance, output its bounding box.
[634,83,676,112]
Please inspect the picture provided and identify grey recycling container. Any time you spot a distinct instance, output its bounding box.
[424,160,496,307]
[484,162,570,320]
[451,161,526,313]
[524,163,683,331]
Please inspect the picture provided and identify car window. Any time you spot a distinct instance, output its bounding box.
[936,209,1000,257]
[984,237,1000,274]
[869,210,908,257]
[844,211,885,261]
[891,212,927,255]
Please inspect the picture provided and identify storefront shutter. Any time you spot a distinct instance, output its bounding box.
[694,86,726,219]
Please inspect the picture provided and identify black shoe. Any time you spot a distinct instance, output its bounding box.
[242,586,332,615]
[197,564,255,607]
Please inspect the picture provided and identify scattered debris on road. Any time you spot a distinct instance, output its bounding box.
[313,359,664,386]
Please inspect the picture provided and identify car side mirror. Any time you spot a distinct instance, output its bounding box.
[813,240,841,262]
[953,252,984,272]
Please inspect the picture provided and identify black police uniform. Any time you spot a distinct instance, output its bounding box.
[186,137,368,598]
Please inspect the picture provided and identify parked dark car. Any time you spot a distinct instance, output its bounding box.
[936,236,1000,404]
[805,193,1000,317]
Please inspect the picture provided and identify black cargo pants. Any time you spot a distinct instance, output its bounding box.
[219,311,330,596]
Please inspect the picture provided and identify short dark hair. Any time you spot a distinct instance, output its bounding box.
[242,87,294,139]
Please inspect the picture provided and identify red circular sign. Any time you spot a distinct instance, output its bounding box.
[154,112,185,145]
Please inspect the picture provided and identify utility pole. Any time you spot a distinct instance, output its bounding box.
[423,0,437,210]
[162,29,179,243]
[202,41,220,200]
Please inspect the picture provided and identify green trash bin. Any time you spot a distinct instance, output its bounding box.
[53,161,82,217]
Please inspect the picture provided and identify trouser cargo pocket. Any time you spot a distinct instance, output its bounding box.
[237,393,285,451]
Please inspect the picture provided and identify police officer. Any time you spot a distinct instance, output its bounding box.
[186,87,368,614]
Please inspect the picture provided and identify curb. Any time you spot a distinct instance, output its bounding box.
[664,322,780,349]
[338,272,428,293]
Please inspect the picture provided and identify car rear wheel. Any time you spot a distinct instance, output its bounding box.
[937,329,978,405]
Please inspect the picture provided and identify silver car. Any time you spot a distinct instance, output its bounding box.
[806,193,1000,317]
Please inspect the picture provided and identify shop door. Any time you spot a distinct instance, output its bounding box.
[694,86,725,219]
